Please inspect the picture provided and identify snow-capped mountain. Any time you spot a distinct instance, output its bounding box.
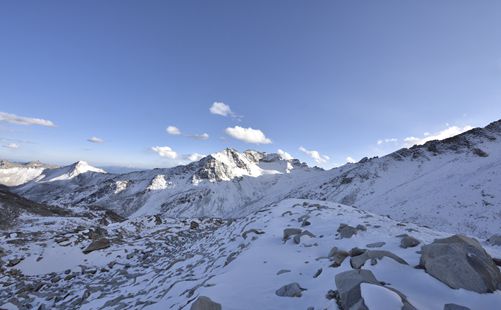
[12,120,501,238]
[0,160,57,186]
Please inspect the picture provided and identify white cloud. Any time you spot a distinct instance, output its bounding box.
[403,125,473,147]
[346,156,356,163]
[0,112,55,127]
[166,126,181,135]
[210,102,233,117]
[377,138,398,145]
[187,153,205,161]
[277,149,293,160]
[151,146,178,159]
[3,143,19,149]
[87,136,104,144]
[299,146,330,164]
[191,133,209,140]
[225,126,272,144]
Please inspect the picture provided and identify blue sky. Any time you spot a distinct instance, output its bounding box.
[1,1,501,169]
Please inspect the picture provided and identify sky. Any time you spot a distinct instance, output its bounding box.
[1,0,501,169]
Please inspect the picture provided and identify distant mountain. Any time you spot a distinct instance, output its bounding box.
[11,119,501,237]
[0,160,58,186]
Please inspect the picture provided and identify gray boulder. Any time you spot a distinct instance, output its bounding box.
[337,224,359,238]
[350,250,408,269]
[190,296,222,310]
[335,270,416,310]
[420,234,501,293]
[487,234,501,246]
[400,235,420,248]
[366,242,385,248]
[275,282,306,297]
[283,228,302,241]
[444,304,471,310]
[83,238,110,254]
[328,246,349,267]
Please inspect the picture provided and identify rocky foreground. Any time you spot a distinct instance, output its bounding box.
[1,198,500,309]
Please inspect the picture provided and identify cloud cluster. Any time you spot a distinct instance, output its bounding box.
[377,138,398,145]
[299,146,330,164]
[403,125,473,147]
[210,102,233,117]
[87,136,104,144]
[187,153,205,161]
[346,156,356,163]
[0,112,55,127]
[191,133,209,141]
[166,126,181,135]
[3,143,19,149]
[151,146,177,159]
[225,126,272,144]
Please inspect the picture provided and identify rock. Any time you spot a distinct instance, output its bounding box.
[350,250,408,269]
[242,228,264,239]
[337,224,358,238]
[190,221,199,229]
[276,269,291,275]
[366,242,385,248]
[349,247,366,257]
[356,224,367,231]
[444,304,471,310]
[6,257,23,267]
[83,238,110,254]
[420,234,501,293]
[283,228,302,241]
[487,234,501,246]
[190,296,222,310]
[335,270,416,310]
[313,268,322,278]
[400,235,421,248]
[275,282,306,297]
[328,247,349,267]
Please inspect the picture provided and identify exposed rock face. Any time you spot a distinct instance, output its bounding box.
[350,250,408,269]
[283,228,302,241]
[83,238,111,254]
[334,269,416,310]
[275,282,306,297]
[420,234,501,293]
[487,234,501,246]
[190,296,222,310]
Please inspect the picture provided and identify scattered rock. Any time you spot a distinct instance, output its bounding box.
[366,242,385,248]
[349,247,366,257]
[420,234,501,293]
[400,235,421,248]
[275,282,306,297]
[350,250,408,269]
[328,247,349,267]
[190,221,199,230]
[335,269,416,310]
[276,269,291,275]
[444,304,471,310]
[487,234,501,246]
[190,296,222,310]
[83,238,110,254]
[313,268,322,278]
[337,224,358,238]
[242,228,264,239]
[6,257,23,267]
[283,228,302,241]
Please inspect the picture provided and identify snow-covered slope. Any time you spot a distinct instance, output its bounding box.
[1,198,500,309]
[0,160,57,186]
[33,161,106,182]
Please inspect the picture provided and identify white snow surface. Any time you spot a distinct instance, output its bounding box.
[1,198,500,309]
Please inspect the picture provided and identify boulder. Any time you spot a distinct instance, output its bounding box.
[190,221,199,229]
[487,234,501,246]
[337,224,359,238]
[335,270,416,310]
[275,282,306,297]
[366,242,385,248]
[190,296,222,310]
[83,238,110,254]
[400,235,420,248]
[444,304,471,310]
[283,228,302,241]
[350,250,408,269]
[420,234,501,293]
[328,246,349,267]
